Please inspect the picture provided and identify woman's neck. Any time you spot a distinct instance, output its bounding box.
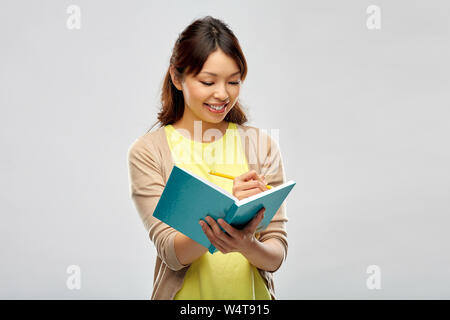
[172,116,229,143]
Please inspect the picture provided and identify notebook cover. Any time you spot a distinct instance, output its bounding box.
[153,165,296,255]
[207,180,296,254]
[153,165,236,250]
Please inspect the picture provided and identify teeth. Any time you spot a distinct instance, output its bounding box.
[206,103,226,110]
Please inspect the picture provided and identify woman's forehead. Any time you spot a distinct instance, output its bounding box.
[199,70,241,77]
[199,50,240,76]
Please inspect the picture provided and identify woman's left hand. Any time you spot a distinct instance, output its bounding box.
[199,207,266,255]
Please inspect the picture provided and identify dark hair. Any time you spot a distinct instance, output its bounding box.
[146,16,249,133]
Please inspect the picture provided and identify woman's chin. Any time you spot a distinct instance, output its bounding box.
[203,110,228,122]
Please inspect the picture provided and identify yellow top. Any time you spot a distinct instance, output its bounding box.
[164,121,271,300]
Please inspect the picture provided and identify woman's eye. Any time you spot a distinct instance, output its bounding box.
[200,81,240,86]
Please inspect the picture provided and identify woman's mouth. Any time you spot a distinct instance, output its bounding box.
[203,102,228,113]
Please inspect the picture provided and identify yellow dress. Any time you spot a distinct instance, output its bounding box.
[164,121,271,300]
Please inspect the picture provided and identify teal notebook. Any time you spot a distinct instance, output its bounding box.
[153,165,296,254]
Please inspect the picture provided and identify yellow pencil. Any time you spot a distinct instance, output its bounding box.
[208,170,272,189]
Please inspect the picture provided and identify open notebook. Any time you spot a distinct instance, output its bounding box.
[153,165,296,254]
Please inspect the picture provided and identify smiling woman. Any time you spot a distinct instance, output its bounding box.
[146,16,249,139]
[169,49,242,135]
[128,15,289,301]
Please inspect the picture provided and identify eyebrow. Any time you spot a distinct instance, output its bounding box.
[200,71,241,77]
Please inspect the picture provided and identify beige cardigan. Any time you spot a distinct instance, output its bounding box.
[127,123,289,300]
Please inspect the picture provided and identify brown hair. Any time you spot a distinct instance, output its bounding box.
[146,16,249,133]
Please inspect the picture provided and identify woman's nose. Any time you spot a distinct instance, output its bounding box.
[213,84,229,100]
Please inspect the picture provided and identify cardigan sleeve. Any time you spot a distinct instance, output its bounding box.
[257,130,289,272]
[127,137,190,272]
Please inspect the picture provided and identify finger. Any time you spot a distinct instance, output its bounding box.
[203,217,232,245]
[250,172,266,186]
[237,180,265,192]
[257,180,267,192]
[212,240,229,254]
[218,218,238,238]
[236,170,259,182]
[238,188,263,199]
[252,180,267,192]
[245,208,265,232]
[200,220,231,251]
[255,173,266,184]
[204,216,227,238]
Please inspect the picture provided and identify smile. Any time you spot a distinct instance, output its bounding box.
[203,102,228,113]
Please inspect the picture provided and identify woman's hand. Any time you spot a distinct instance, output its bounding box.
[199,207,266,255]
[199,170,268,255]
[232,170,268,200]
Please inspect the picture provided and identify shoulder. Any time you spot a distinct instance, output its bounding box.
[127,126,166,161]
[235,123,280,150]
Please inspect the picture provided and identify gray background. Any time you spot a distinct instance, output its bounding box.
[1,0,449,299]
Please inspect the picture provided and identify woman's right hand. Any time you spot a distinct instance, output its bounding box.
[232,170,268,200]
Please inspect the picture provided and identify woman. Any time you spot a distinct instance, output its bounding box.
[128,16,289,300]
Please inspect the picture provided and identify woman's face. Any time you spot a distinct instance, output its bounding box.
[171,49,241,125]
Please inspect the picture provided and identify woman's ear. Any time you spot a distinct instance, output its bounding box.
[169,65,182,91]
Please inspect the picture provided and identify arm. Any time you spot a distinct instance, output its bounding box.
[174,232,208,265]
[128,137,193,271]
[241,238,285,272]
[254,130,289,271]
